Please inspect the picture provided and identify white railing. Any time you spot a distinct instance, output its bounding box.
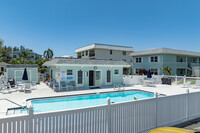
[1,90,200,133]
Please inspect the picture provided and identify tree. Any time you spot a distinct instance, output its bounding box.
[160,66,172,75]
[0,39,3,48]
[43,48,54,59]
[0,46,12,62]
[19,49,30,61]
[9,58,25,64]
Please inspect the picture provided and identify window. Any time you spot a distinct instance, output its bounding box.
[13,55,17,58]
[150,56,158,62]
[1,67,4,72]
[110,50,112,55]
[82,51,84,56]
[122,59,126,62]
[86,51,88,56]
[114,70,119,74]
[150,69,158,75]
[106,70,111,83]
[199,58,200,63]
[136,57,142,63]
[67,70,73,75]
[122,51,126,55]
[77,70,83,84]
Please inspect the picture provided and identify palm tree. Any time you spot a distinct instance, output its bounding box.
[0,46,12,62]
[43,48,54,59]
[160,66,172,75]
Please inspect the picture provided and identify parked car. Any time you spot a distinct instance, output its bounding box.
[149,127,198,133]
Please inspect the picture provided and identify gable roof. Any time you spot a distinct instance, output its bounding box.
[75,43,134,53]
[43,59,130,67]
[130,48,200,57]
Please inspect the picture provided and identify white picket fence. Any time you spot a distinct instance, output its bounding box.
[1,91,200,133]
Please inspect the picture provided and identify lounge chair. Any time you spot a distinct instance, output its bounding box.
[192,80,200,89]
[1,84,11,94]
[23,83,32,93]
[182,81,191,88]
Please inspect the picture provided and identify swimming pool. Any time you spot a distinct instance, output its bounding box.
[31,91,155,113]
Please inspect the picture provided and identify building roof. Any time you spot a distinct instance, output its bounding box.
[0,62,10,66]
[130,48,200,57]
[75,43,134,53]
[6,65,39,68]
[43,59,131,67]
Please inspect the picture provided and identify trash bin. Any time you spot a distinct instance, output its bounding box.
[8,78,15,87]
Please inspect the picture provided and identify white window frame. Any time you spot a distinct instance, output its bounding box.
[95,70,102,86]
[106,69,112,85]
[135,57,142,63]
[114,70,119,75]
[149,56,159,63]
[67,70,73,76]
[76,70,84,87]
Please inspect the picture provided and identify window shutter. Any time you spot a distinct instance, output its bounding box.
[141,57,143,63]
[148,57,151,62]
[158,56,160,62]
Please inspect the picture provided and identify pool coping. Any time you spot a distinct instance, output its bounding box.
[6,89,165,115]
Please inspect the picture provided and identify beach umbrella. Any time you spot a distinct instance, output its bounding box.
[22,68,28,81]
[147,69,152,79]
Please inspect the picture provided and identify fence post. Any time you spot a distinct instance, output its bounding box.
[186,89,189,121]
[184,75,186,85]
[106,97,111,133]
[29,105,33,133]
[175,75,177,85]
[154,92,158,128]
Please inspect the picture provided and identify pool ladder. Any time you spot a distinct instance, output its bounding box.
[114,84,125,91]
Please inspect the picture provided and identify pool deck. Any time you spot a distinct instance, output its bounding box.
[0,82,200,117]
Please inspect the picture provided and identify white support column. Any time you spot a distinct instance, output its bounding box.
[184,75,186,85]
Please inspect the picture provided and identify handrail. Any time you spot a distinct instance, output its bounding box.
[0,98,22,107]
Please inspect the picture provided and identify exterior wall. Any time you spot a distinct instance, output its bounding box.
[95,49,132,64]
[47,65,124,89]
[132,54,200,76]
[6,67,38,83]
[12,51,42,61]
[133,54,163,75]
[77,49,133,64]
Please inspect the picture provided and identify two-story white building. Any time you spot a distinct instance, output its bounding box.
[75,43,134,74]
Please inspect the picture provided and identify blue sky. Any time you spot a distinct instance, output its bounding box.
[0,0,200,57]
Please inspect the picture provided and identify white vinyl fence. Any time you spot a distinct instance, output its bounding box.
[1,91,200,133]
[123,75,164,85]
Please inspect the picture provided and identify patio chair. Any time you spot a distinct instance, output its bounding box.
[192,80,200,89]
[53,82,59,91]
[23,83,32,93]
[60,81,68,91]
[31,81,37,90]
[69,81,76,90]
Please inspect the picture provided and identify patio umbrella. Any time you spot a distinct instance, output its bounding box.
[22,68,28,81]
[147,69,152,79]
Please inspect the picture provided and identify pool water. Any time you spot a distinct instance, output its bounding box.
[31,91,155,113]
